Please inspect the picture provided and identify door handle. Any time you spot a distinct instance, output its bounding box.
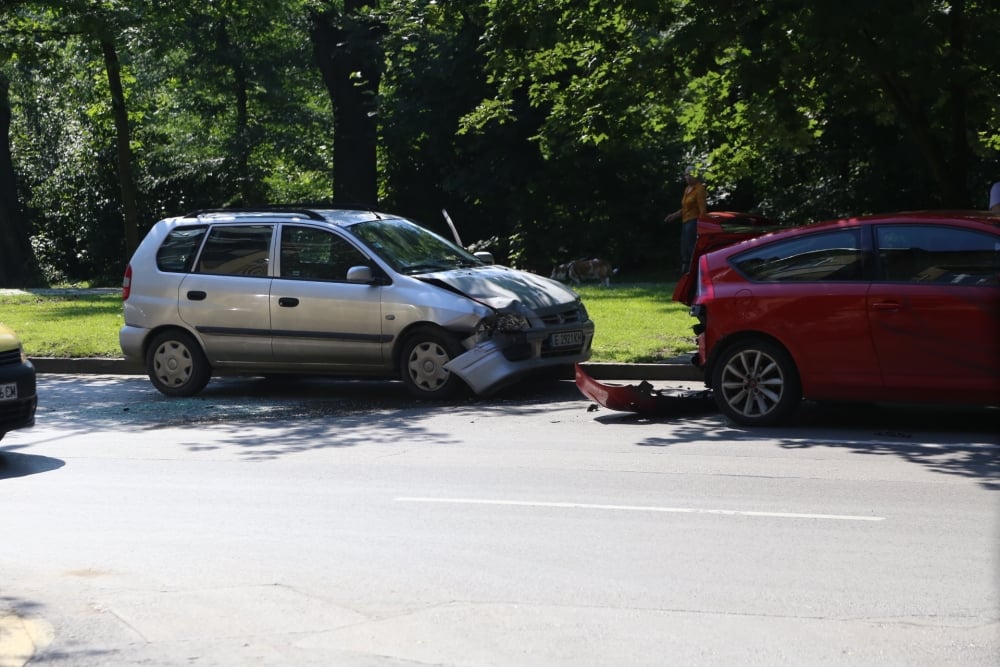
[278,297,299,308]
[871,301,900,311]
[186,290,207,301]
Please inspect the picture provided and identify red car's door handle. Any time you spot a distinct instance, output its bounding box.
[870,301,901,311]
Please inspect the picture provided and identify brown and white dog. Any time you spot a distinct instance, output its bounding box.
[550,258,617,286]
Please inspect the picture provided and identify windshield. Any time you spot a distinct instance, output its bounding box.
[349,218,483,274]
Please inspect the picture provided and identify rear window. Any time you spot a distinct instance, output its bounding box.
[156,226,206,273]
[731,228,863,282]
[710,213,782,235]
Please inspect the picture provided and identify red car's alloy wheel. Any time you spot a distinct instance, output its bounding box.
[713,340,801,426]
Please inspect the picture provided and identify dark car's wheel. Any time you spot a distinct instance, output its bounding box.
[399,327,466,399]
[712,339,801,426]
[146,329,211,397]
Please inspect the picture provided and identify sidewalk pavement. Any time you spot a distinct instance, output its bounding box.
[28,356,705,382]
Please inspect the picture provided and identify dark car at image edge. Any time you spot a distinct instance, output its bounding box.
[674,210,1000,426]
[0,323,37,442]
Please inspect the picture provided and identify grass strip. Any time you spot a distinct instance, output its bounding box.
[0,283,697,362]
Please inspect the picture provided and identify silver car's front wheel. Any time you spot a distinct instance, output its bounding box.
[712,339,801,426]
[399,327,465,399]
[146,330,211,397]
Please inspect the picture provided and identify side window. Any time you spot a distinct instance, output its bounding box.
[731,228,863,282]
[196,225,273,277]
[876,225,999,286]
[156,226,206,273]
[279,226,369,281]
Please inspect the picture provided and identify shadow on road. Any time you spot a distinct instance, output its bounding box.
[28,373,1000,489]
[608,399,999,491]
[0,451,65,479]
[27,373,588,462]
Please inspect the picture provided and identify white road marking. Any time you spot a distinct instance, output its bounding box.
[395,497,885,522]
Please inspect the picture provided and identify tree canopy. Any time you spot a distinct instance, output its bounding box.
[1,0,997,285]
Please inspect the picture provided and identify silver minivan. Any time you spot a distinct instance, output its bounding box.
[120,207,595,398]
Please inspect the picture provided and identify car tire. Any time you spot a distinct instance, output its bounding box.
[399,327,466,400]
[146,329,211,397]
[712,339,801,426]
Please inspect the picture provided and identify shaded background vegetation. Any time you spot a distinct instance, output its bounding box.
[1,0,997,286]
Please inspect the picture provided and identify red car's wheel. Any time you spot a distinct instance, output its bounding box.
[712,339,801,426]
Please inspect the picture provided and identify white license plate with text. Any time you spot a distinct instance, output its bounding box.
[549,331,583,348]
[1,382,17,401]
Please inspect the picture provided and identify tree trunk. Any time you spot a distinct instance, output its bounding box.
[101,39,140,258]
[871,67,966,207]
[0,71,39,287]
[216,20,258,206]
[309,1,382,205]
[947,0,968,206]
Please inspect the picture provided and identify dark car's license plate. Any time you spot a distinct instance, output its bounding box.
[549,331,583,348]
[1,382,17,400]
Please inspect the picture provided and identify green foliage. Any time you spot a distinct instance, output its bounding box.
[673,0,1000,216]
[2,0,997,287]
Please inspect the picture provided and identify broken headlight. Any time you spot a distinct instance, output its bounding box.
[494,312,531,333]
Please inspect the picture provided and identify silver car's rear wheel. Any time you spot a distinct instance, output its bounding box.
[146,330,211,397]
[712,339,801,426]
[400,327,465,399]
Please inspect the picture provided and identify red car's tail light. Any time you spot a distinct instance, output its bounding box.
[694,255,714,303]
[122,264,132,301]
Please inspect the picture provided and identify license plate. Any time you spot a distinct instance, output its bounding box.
[1,382,17,401]
[549,331,583,348]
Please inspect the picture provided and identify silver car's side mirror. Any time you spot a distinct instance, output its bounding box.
[474,251,495,265]
[346,265,374,283]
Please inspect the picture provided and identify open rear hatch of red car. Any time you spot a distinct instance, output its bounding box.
[672,211,782,305]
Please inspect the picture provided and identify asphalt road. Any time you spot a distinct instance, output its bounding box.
[1,373,998,666]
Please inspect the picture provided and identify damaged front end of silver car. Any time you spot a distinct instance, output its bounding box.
[445,301,593,395]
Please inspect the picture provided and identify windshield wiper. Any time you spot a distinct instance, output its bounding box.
[401,262,452,274]
[402,259,481,274]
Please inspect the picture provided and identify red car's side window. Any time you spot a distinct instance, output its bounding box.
[729,229,863,282]
[876,225,999,286]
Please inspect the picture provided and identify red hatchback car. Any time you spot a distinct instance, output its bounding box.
[679,211,1000,426]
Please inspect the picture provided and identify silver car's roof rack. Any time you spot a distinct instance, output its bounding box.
[184,205,388,221]
[184,207,328,221]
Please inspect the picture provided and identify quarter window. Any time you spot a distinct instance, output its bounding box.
[876,225,999,286]
[731,228,863,282]
[156,226,206,273]
[196,225,273,276]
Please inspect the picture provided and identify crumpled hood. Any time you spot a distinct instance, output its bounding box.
[419,265,581,311]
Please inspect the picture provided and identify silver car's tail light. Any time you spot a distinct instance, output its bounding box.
[122,264,132,301]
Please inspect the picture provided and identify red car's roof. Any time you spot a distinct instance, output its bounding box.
[716,210,999,252]
[671,210,999,305]
[838,210,1000,225]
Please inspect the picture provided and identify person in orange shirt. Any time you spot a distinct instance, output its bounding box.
[664,165,708,273]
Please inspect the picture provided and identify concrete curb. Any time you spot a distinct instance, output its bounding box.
[30,357,144,375]
[29,357,705,382]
